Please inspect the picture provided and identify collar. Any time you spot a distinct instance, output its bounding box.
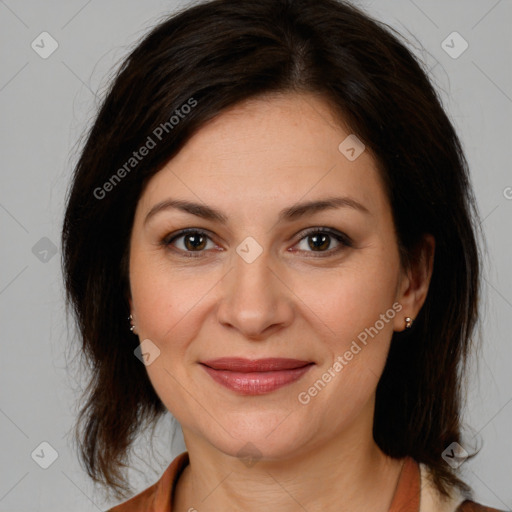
[389,456,466,512]
[108,451,466,511]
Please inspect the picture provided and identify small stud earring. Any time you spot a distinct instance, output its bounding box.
[128,314,136,333]
[405,317,413,329]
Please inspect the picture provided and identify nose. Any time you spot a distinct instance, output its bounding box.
[216,245,294,340]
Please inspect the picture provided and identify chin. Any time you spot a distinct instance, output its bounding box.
[199,411,318,462]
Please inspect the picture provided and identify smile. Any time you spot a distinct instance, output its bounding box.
[199,358,314,395]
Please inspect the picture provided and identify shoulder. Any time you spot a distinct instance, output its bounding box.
[418,463,508,512]
[456,500,508,512]
[105,451,190,512]
[105,482,160,512]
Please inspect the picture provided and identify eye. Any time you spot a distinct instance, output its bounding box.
[162,227,352,258]
[163,228,217,257]
[293,228,352,256]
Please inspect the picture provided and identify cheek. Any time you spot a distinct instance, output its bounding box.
[292,255,399,348]
[129,252,219,344]
[292,264,399,427]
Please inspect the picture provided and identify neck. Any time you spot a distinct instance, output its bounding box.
[173,423,404,512]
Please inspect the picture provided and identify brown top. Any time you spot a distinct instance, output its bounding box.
[106,451,505,512]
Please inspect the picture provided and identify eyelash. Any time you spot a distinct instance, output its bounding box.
[161,227,353,258]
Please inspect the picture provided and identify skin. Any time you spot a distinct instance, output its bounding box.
[128,92,435,512]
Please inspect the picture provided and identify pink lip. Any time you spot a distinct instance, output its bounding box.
[200,358,314,395]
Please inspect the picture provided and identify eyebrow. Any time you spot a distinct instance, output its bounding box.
[144,196,371,226]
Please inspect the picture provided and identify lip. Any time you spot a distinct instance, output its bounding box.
[200,358,314,395]
[201,357,312,372]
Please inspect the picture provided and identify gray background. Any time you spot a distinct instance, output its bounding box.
[0,0,511,510]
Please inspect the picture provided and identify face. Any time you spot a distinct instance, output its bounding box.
[128,92,412,461]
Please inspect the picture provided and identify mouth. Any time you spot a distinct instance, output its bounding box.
[199,358,314,395]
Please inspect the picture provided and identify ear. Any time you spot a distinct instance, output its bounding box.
[394,233,435,332]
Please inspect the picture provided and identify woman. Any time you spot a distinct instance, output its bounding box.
[61,0,504,510]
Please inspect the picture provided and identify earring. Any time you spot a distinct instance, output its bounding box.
[405,317,413,329]
[128,314,136,333]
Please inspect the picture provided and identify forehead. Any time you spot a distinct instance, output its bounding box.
[137,92,389,222]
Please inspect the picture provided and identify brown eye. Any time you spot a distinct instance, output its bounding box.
[307,232,331,251]
[182,232,207,251]
[164,229,215,256]
[295,228,352,256]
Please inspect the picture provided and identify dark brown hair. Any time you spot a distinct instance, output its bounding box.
[62,0,484,501]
